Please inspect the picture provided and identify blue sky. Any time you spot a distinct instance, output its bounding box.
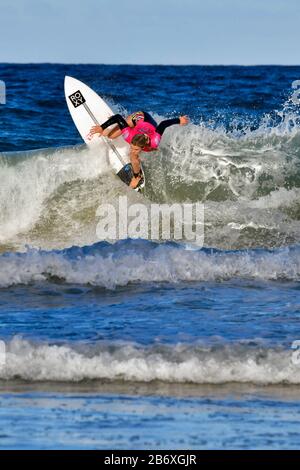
[0,0,299,64]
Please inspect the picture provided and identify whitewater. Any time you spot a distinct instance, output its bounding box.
[1,98,300,253]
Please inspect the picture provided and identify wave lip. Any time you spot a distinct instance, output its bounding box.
[0,239,300,288]
[1,338,299,385]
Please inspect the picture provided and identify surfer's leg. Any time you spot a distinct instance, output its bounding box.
[156,118,181,136]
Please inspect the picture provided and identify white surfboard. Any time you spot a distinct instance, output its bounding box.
[64,76,145,191]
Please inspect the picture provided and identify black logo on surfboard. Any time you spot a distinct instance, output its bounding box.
[68,90,86,108]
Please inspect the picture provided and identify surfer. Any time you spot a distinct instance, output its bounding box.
[89,111,189,188]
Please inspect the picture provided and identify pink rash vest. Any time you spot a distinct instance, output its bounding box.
[121,119,161,152]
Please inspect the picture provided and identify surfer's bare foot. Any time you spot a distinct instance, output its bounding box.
[179,115,189,125]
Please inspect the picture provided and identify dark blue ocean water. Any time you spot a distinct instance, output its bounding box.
[1,64,300,449]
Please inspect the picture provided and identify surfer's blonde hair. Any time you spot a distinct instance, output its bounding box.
[131,134,148,148]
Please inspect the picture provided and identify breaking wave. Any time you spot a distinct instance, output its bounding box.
[0,239,300,289]
[1,337,299,385]
[1,96,300,252]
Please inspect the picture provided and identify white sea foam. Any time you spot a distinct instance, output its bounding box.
[0,241,299,288]
[1,337,299,385]
[0,145,108,242]
[1,103,300,251]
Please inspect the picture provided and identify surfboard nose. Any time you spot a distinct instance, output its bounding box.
[64,76,76,88]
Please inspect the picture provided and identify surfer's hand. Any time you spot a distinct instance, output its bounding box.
[90,125,103,136]
[130,176,142,189]
[179,115,189,126]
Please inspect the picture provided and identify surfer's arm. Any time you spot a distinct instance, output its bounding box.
[89,114,129,137]
[155,115,189,135]
[101,114,128,131]
[130,146,142,175]
[155,118,180,136]
[129,147,143,189]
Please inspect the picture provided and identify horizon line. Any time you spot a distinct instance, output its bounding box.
[1,62,300,67]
